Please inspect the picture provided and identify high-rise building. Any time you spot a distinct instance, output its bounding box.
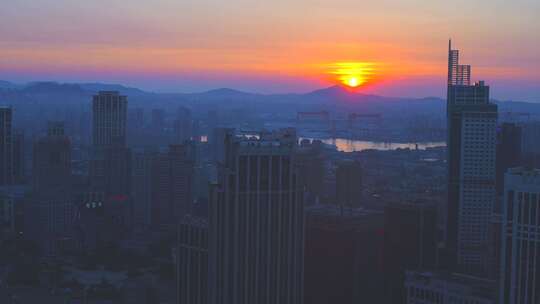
[336,160,362,208]
[496,123,522,197]
[27,122,75,255]
[32,122,71,194]
[499,167,540,304]
[174,106,193,143]
[304,205,384,304]
[0,106,13,186]
[151,144,195,228]
[92,91,127,147]
[176,215,208,304]
[446,41,498,274]
[12,129,25,183]
[297,139,325,205]
[208,128,304,304]
[151,108,166,132]
[131,148,156,229]
[211,127,234,163]
[384,202,438,304]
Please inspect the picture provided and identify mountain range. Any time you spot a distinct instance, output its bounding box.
[0,80,539,116]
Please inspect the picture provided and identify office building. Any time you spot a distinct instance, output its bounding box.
[174,106,193,143]
[304,205,384,304]
[297,139,325,205]
[151,108,166,132]
[12,129,25,183]
[0,106,13,186]
[499,167,540,304]
[496,123,522,196]
[27,122,75,255]
[336,160,362,208]
[151,144,195,228]
[208,128,304,304]
[92,91,127,147]
[211,127,234,163]
[176,216,208,304]
[32,122,71,193]
[446,41,498,274]
[384,202,438,304]
[131,148,156,229]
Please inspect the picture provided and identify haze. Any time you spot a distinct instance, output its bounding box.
[1,0,539,100]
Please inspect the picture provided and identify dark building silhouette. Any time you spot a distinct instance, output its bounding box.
[0,106,13,186]
[384,202,438,304]
[336,160,362,208]
[90,91,130,193]
[499,168,540,304]
[446,41,497,274]
[12,129,25,183]
[174,106,193,143]
[103,141,132,197]
[151,108,166,132]
[176,216,208,304]
[209,128,304,304]
[151,144,195,228]
[92,91,127,147]
[131,148,156,230]
[496,123,522,197]
[211,127,234,163]
[297,139,325,205]
[304,205,384,304]
[27,122,76,255]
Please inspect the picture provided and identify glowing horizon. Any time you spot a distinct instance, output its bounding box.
[0,0,539,100]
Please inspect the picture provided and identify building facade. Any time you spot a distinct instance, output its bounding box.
[0,106,13,186]
[92,91,127,147]
[446,41,498,274]
[208,128,304,304]
[176,216,208,304]
[499,167,540,304]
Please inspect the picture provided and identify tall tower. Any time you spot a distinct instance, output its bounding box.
[0,106,13,186]
[209,128,304,304]
[92,91,127,147]
[499,167,540,304]
[27,122,75,255]
[446,41,498,275]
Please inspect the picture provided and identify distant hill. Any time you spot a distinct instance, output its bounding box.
[0,80,22,90]
[0,80,539,117]
[78,83,149,96]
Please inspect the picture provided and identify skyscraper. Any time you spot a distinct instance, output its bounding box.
[499,167,540,304]
[0,106,13,186]
[92,91,127,147]
[176,215,208,304]
[32,122,71,194]
[27,122,75,255]
[151,144,195,228]
[384,202,438,304]
[496,123,522,197]
[446,41,498,274]
[336,160,362,208]
[90,91,130,192]
[208,128,304,304]
[174,106,193,143]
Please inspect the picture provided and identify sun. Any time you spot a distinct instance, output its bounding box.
[328,62,376,88]
[346,76,361,88]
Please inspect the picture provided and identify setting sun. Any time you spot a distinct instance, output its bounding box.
[346,76,361,87]
[328,62,376,88]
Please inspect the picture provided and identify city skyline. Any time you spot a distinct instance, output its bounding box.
[1,0,539,101]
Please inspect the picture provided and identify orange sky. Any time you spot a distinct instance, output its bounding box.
[0,0,539,100]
